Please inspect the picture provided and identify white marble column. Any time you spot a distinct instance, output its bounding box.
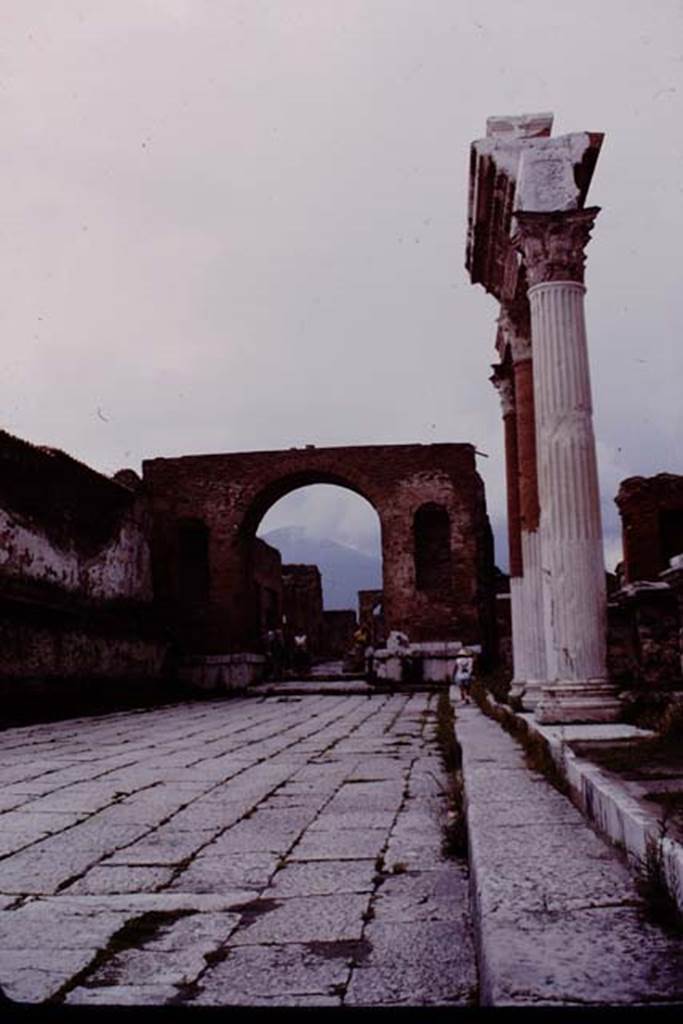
[514,208,621,723]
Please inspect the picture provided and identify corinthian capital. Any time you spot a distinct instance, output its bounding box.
[513,207,600,288]
[490,365,515,417]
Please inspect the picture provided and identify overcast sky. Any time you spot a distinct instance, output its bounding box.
[3,0,682,572]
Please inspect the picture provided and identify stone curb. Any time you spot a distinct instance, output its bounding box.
[523,709,683,915]
[453,692,683,1006]
[477,693,683,914]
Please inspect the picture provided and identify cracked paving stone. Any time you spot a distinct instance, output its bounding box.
[291,830,387,862]
[190,942,350,1004]
[162,803,249,831]
[383,837,445,873]
[0,694,475,1007]
[0,830,53,857]
[39,893,254,915]
[2,957,98,1004]
[228,893,369,945]
[345,919,478,1006]
[169,851,280,894]
[464,770,547,805]
[268,859,377,897]
[372,866,471,923]
[465,794,581,829]
[0,810,85,834]
[0,905,127,951]
[324,792,404,814]
[469,822,636,915]
[86,947,208,988]
[105,828,216,867]
[65,984,182,1006]
[246,807,317,831]
[308,811,395,832]
[63,864,176,895]
[204,824,302,857]
[18,785,129,814]
[142,911,241,952]
[0,848,117,896]
[479,904,683,1005]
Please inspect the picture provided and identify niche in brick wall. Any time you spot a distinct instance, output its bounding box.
[413,503,452,593]
[177,518,210,606]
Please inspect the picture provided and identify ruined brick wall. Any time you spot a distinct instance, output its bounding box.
[358,589,386,647]
[607,586,682,690]
[322,610,357,658]
[281,565,323,654]
[0,431,166,697]
[610,475,683,690]
[143,442,495,656]
[616,474,683,583]
[252,539,283,637]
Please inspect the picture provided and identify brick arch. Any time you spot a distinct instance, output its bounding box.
[238,469,377,540]
[143,442,494,660]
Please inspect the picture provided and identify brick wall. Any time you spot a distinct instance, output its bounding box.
[282,564,323,654]
[0,431,166,703]
[616,474,683,582]
[322,609,357,658]
[143,442,495,657]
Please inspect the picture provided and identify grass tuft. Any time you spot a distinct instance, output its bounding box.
[472,679,569,796]
[435,690,468,859]
[636,801,683,933]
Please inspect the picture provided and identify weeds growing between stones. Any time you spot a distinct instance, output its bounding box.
[435,691,468,860]
[636,801,683,933]
[471,679,569,796]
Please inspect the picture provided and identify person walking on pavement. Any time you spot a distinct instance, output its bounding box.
[454,648,474,704]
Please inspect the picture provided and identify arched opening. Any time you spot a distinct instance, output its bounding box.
[252,483,382,669]
[414,502,452,593]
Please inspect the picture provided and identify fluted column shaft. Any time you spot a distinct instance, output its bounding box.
[529,280,606,679]
[515,208,620,723]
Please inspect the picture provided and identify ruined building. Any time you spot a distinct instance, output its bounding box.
[0,433,495,712]
[467,113,683,721]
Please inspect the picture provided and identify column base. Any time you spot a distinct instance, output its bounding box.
[520,680,543,711]
[535,680,622,725]
[508,679,526,703]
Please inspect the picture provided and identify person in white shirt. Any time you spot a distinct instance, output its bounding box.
[453,648,474,703]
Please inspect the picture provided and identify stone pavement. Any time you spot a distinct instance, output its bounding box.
[455,699,683,1007]
[0,692,477,1007]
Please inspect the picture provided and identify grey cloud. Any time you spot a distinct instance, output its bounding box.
[2,1,682,573]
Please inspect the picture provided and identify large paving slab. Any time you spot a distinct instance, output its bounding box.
[0,692,476,1007]
[455,701,683,1007]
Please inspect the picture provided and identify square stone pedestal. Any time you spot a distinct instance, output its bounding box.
[373,641,482,685]
[535,681,623,725]
[179,653,265,693]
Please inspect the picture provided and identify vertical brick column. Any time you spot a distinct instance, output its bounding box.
[503,306,547,710]
[491,369,526,695]
[514,208,621,723]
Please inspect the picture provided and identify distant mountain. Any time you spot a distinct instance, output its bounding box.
[260,526,381,611]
